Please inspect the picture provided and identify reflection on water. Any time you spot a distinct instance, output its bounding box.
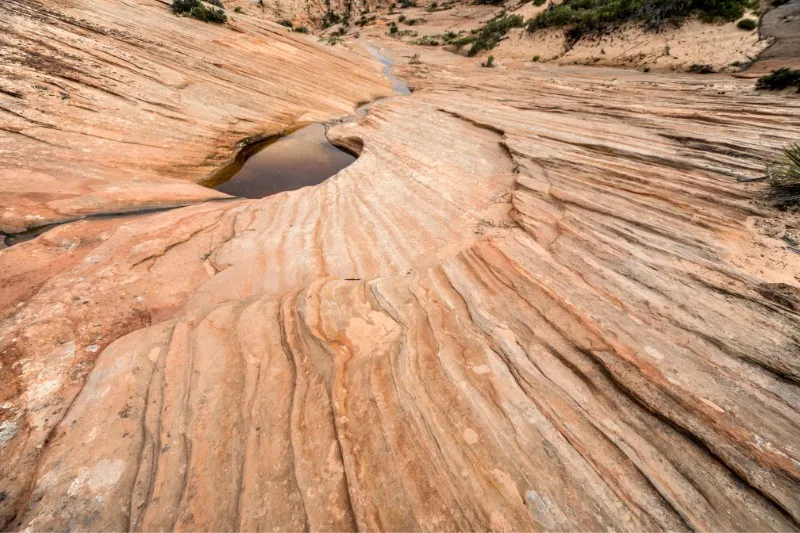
[357,45,411,116]
[366,44,411,96]
[211,123,356,199]
[208,45,409,200]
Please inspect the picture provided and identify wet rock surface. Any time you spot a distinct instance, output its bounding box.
[1,0,800,531]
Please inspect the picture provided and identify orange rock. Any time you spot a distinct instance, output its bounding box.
[2,0,800,531]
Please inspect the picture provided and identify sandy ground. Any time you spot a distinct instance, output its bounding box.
[494,16,768,71]
[322,0,772,72]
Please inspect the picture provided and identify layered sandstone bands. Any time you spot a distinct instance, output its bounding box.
[2,0,800,530]
[0,0,390,232]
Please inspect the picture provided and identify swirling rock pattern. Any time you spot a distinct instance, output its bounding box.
[2,4,800,531]
[0,0,389,232]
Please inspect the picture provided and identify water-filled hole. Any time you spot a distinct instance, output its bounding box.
[205,123,357,199]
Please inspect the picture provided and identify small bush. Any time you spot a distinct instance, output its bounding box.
[355,14,376,25]
[736,17,756,29]
[688,63,715,73]
[404,17,426,24]
[533,0,547,5]
[233,6,242,12]
[389,21,399,33]
[172,0,227,23]
[527,0,751,40]
[414,34,441,45]
[193,5,227,22]
[398,14,407,20]
[766,144,800,207]
[455,13,524,55]
[398,0,417,7]
[278,19,293,27]
[172,0,228,24]
[427,1,454,10]
[207,0,223,6]
[532,54,540,61]
[476,0,506,4]
[294,25,309,32]
[172,0,198,14]
[482,54,496,67]
[410,53,422,63]
[756,68,800,91]
[322,10,340,28]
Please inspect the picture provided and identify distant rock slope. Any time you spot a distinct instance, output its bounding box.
[2,12,800,525]
[0,0,390,232]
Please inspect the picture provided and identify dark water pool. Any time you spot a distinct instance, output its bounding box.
[1,224,55,248]
[208,123,356,199]
[207,46,409,200]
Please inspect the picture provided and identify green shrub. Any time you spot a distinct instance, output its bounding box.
[455,13,524,55]
[404,17,426,24]
[171,0,199,14]
[399,14,407,20]
[736,17,756,29]
[234,6,242,12]
[192,5,227,22]
[278,19,293,27]
[756,68,800,90]
[688,63,715,73]
[532,54,540,61]
[389,21,399,33]
[206,0,224,6]
[427,1,453,10]
[482,54,496,67]
[527,0,750,40]
[413,34,441,45]
[356,14,376,25]
[172,0,228,22]
[294,25,309,32]
[766,144,800,207]
[533,0,547,5]
[399,0,417,7]
[322,10,340,28]
[476,0,506,4]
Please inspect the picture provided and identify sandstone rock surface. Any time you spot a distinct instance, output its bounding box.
[1,0,800,531]
[0,0,390,232]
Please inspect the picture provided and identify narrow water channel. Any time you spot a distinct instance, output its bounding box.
[208,45,409,199]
